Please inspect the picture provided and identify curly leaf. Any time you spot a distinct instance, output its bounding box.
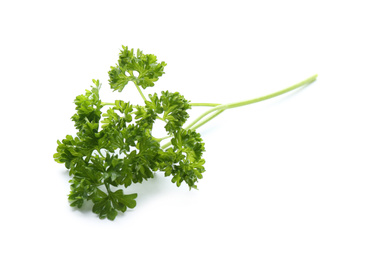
[108,46,166,91]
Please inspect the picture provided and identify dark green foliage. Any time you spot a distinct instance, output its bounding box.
[71,79,102,133]
[54,46,205,220]
[108,46,167,92]
[161,129,205,189]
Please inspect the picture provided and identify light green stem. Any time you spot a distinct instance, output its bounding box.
[135,84,147,102]
[161,74,317,149]
[190,103,221,107]
[189,110,225,131]
[185,74,317,130]
[102,102,115,106]
[153,135,171,142]
[129,71,147,102]
[161,110,224,148]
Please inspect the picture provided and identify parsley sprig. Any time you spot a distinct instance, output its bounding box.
[54,45,317,220]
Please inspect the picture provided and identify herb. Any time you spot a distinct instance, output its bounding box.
[54,45,317,220]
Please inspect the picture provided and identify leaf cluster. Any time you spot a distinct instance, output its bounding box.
[108,46,167,92]
[54,46,205,220]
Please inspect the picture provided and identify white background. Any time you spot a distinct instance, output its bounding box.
[1,0,371,259]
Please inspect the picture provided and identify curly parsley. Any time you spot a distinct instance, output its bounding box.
[54,45,317,220]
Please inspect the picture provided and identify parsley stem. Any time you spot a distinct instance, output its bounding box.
[189,110,225,131]
[154,135,171,142]
[161,74,317,150]
[97,149,104,157]
[157,111,225,148]
[190,103,221,107]
[161,110,224,149]
[104,183,112,195]
[129,71,147,103]
[102,102,115,106]
[135,83,147,102]
[185,74,318,130]
[156,116,165,121]
[161,140,171,149]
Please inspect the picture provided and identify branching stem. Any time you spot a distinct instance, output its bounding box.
[161,74,317,149]
[185,74,317,130]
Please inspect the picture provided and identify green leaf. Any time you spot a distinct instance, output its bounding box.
[108,46,166,91]
[107,208,118,221]
[160,91,191,133]
[55,45,209,220]
[163,129,206,189]
[71,79,103,133]
[112,190,137,210]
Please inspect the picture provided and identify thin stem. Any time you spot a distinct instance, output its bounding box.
[185,74,317,130]
[156,116,165,121]
[97,149,104,157]
[102,102,115,106]
[224,74,317,109]
[190,103,221,107]
[104,183,112,195]
[129,71,147,102]
[161,74,317,150]
[135,83,147,102]
[189,110,225,131]
[153,135,171,143]
[161,140,172,149]
[161,110,225,149]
